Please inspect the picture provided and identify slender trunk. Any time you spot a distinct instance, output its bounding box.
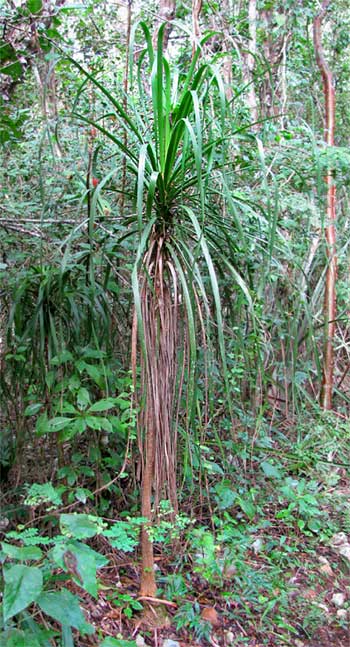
[313,0,337,410]
[221,0,234,101]
[259,7,286,121]
[32,60,62,159]
[135,239,180,597]
[140,406,157,597]
[120,0,132,216]
[245,0,258,124]
[152,0,176,50]
[192,0,202,57]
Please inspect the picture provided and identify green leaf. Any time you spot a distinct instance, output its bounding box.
[47,416,73,432]
[0,42,17,62]
[61,402,78,414]
[202,459,224,475]
[275,13,286,28]
[116,397,131,411]
[77,387,90,409]
[85,416,102,430]
[74,488,93,503]
[84,364,103,384]
[100,640,137,647]
[1,543,43,561]
[61,624,74,647]
[236,496,256,521]
[50,350,73,366]
[100,417,113,433]
[37,589,94,634]
[51,540,108,597]
[70,417,87,435]
[6,613,56,645]
[80,348,106,359]
[24,482,63,508]
[24,403,43,416]
[88,398,116,412]
[0,62,23,79]
[58,465,77,485]
[35,411,49,436]
[3,564,43,621]
[103,522,140,552]
[214,481,236,509]
[261,461,282,479]
[27,0,43,13]
[60,513,104,539]
[0,629,41,647]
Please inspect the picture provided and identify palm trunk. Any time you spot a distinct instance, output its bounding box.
[136,235,180,597]
[140,406,157,596]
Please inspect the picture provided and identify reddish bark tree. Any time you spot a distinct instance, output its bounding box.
[313,0,337,410]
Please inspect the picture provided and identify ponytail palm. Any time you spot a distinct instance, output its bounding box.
[72,23,250,596]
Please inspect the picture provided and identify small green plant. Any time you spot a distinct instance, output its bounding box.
[146,501,191,545]
[100,638,137,647]
[0,513,145,646]
[163,573,188,602]
[107,592,143,619]
[24,482,66,510]
[190,528,224,585]
[276,477,332,535]
[24,349,136,446]
[174,601,211,642]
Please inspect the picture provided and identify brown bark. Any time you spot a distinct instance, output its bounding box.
[140,405,157,597]
[222,0,233,101]
[135,238,180,597]
[152,0,176,50]
[132,308,157,597]
[192,0,202,57]
[259,7,287,120]
[313,1,337,410]
[208,0,233,101]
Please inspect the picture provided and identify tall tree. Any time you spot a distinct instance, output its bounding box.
[313,0,337,410]
[71,22,252,598]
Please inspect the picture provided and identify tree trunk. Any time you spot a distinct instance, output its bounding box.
[192,0,202,57]
[244,0,258,125]
[313,0,337,410]
[120,0,132,216]
[140,405,157,597]
[135,237,180,597]
[152,0,176,50]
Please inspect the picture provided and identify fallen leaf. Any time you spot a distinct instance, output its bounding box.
[201,606,220,627]
[319,563,333,576]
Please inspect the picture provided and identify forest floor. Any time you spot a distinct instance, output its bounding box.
[1,417,350,647]
[57,466,350,647]
[71,535,350,647]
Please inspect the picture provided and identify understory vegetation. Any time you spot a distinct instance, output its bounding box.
[0,1,350,646]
